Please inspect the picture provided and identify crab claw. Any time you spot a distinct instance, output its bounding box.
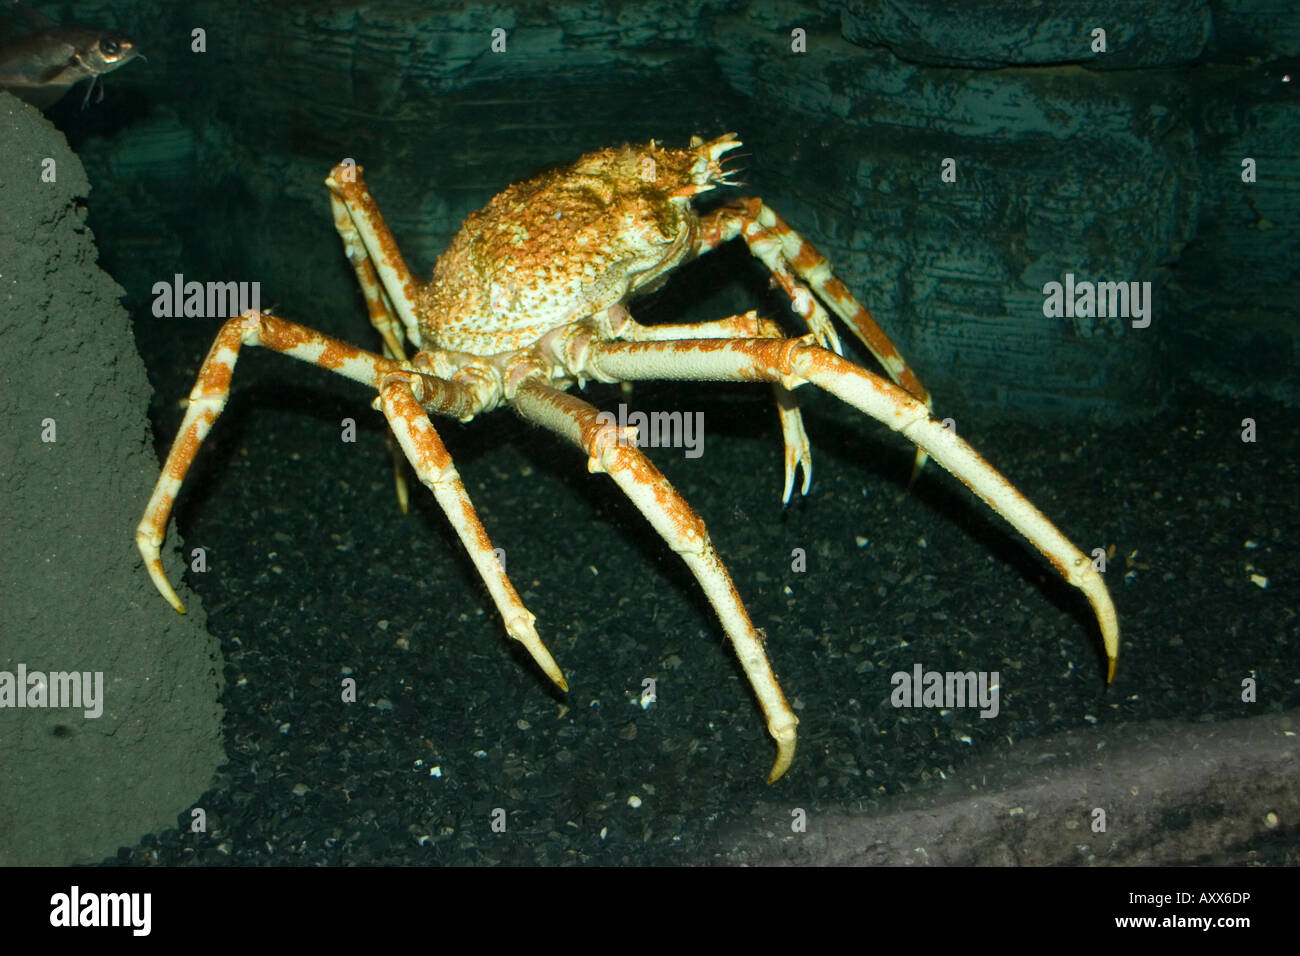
[688,132,743,188]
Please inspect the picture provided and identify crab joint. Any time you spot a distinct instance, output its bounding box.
[585,420,638,474]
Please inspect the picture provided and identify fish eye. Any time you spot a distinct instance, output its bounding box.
[100,39,120,56]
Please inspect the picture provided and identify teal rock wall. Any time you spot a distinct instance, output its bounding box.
[41,0,1300,420]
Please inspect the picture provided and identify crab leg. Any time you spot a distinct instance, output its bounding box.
[559,334,1120,682]
[698,199,931,408]
[378,374,566,690]
[325,163,425,350]
[511,382,800,783]
[328,188,411,362]
[137,311,401,612]
[612,309,813,502]
[694,202,842,357]
[135,310,566,690]
[327,165,426,513]
[696,198,934,481]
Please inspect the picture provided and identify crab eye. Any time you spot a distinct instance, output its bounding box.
[100,39,120,56]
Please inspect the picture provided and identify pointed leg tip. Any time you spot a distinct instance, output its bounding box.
[1082,579,1120,685]
[523,638,567,693]
[144,556,187,615]
[766,753,792,785]
[781,460,812,506]
[766,731,797,784]
[907,449,929,489]
[164,588,186,614]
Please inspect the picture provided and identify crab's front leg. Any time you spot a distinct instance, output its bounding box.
[697,199,931,407]
[512,381,800,783]
[696,198,934,481]
[605,307,812,502]
[377,372,566,689]
[562,334,1120,681]
[136,311,404,611]
[325,162,426,353]
[136,310,567,691]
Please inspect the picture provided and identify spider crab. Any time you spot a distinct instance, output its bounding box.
[137,133,1118,783]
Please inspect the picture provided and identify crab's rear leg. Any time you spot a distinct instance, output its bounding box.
[512,382,798,782]
[562,334,1119,681]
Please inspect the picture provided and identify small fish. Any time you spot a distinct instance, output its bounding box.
[0,3,139,110]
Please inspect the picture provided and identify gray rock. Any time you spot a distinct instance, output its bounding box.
[0,92,224,866]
